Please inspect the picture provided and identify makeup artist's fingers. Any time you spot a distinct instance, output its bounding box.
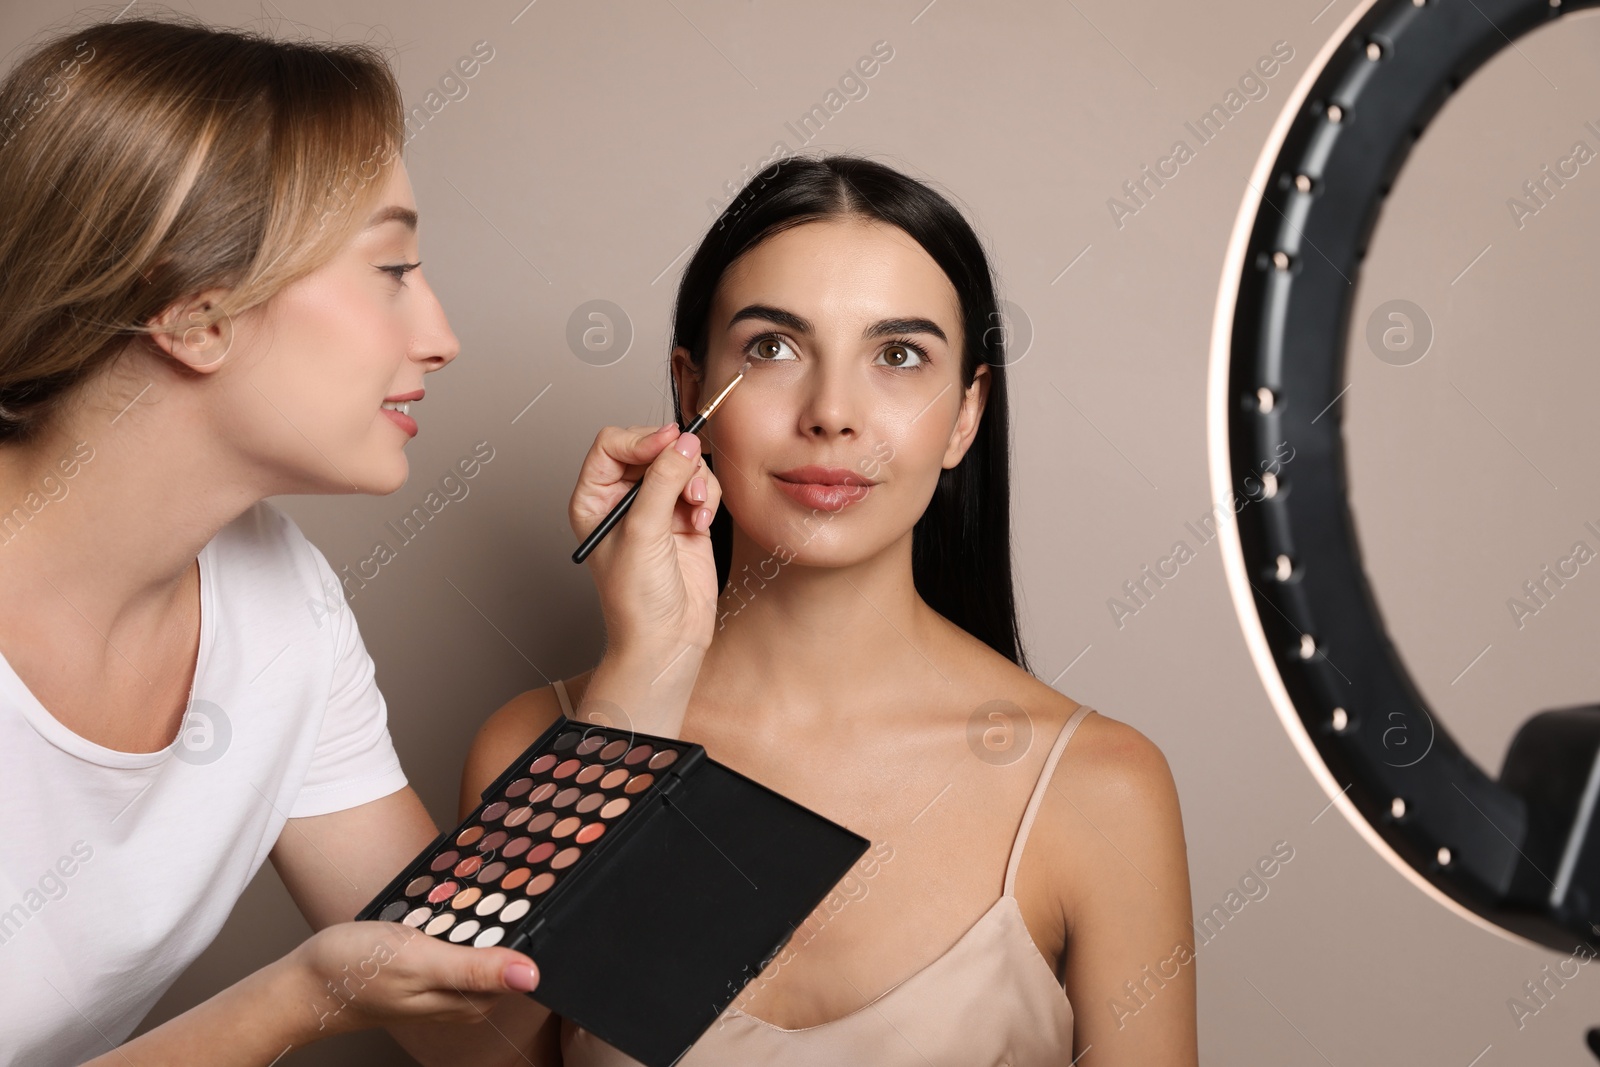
[674,462,721,535]
[570,423,680,536]
[628,429,705,540]
[294,923,542,1032]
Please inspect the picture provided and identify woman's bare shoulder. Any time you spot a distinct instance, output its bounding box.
[457,669,596,820]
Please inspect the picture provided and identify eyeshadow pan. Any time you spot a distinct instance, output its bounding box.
[475,892,508,917]
[529,812,557,834]
[600,768,629,790]
[378,901,408,922]
[449,919,482,943]
[552,731,580,751]
[575,764,604,785]
[624,744,653,766]
[648,749,680,770]
[551,847,581,870]
[526,871,557,895]
[429,850,459,872]
[403,906,431,927]
[477,861,508,884]
[457,826,484,847]
[504,778,533,798]
[576,822,606,844]
[404,875,434,897]
[481,801,510,822]
[425,913,455,936]
[451,886,483,910]
[529,754,558,774]
[474,926,506,948]
[501,867,531,891]
[600,797,631,819]
[552,787,580,808]
[499,898,531,923]
[576,736,605,756]
[503,806,533,828]
[503,836,532,859]
[453,855,484,878]
[553,758,581,779]
[551,816,581,838]
[599,739,629,761]
[529,783,558,804]
[576,792,604,814]
[527,841,556,865]
[625,773,655,794]
[427,880,459,904]
[477,830,509,852]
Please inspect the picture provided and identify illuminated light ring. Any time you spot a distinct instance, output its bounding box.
[1207,0,1598,951]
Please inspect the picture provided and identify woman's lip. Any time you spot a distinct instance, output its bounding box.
[381,408,418,438]
[773,466,874,486]
[773,477,871,512]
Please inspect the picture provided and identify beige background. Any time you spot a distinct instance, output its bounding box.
[4,0,1599,1062]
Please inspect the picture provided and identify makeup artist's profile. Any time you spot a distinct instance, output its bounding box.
[0,16,720,1066]
[464,157,1200,1064]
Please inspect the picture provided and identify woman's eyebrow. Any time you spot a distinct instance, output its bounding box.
[865,317,946,342]
[727,304,810,333]
[364,205,419,231]
[726,305,948,343]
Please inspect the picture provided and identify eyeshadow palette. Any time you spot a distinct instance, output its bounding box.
[357,715,869,1067]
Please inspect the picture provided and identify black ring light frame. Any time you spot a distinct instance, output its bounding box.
[1210,0,1600,952]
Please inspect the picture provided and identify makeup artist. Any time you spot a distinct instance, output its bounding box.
[0,17,719,1067]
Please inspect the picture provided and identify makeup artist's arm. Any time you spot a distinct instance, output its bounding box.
[80,787,542,1067]
[269,786,555,1067]
[566,422,723,737]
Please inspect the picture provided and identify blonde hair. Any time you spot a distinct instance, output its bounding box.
[0,16,405,440]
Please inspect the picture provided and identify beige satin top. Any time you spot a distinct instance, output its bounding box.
[551,680,1093,1067]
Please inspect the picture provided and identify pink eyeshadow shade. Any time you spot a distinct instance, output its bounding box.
[427,880,459,904]
[529,754,558,774]
[624,744,653,765]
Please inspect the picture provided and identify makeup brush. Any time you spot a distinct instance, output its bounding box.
[571,362,749,564]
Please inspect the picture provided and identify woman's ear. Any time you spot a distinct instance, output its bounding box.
[147,289,235,374]
[670,346,702,422]
[942,363,991,469]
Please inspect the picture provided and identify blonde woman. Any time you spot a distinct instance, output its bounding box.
[0,17,720,1066]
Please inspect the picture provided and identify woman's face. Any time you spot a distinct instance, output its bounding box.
[202,159,458,495]
[675,216,989,568]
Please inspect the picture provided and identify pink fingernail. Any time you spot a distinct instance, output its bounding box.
[674,432,699,459]
[504,962,538,992]
[694,506,713,530]
[689,476,707,503]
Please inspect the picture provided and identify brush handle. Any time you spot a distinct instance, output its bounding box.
[570,413,708,564]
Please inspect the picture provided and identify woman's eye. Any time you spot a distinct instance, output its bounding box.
[876,342,925,368]
[379,262,422,285]
[748,335,797,361]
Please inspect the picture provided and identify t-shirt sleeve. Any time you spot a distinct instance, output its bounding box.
[288,545,409,819]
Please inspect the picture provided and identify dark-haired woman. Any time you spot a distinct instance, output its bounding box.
[0,17,720,1065]
[464,156,1198,1065]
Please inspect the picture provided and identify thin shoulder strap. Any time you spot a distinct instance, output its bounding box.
[551,678,575,717]
[1003,704,1097,897]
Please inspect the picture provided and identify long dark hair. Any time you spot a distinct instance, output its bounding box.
[670,154,1030,671]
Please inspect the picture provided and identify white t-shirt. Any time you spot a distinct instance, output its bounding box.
[0,502,409,1066]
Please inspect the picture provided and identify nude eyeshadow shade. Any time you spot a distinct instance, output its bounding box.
[356,715,867,1067]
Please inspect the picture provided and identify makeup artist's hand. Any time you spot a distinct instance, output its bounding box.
[572,423,723,652]
[289,920,541,1036]
[570,423,722,732]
